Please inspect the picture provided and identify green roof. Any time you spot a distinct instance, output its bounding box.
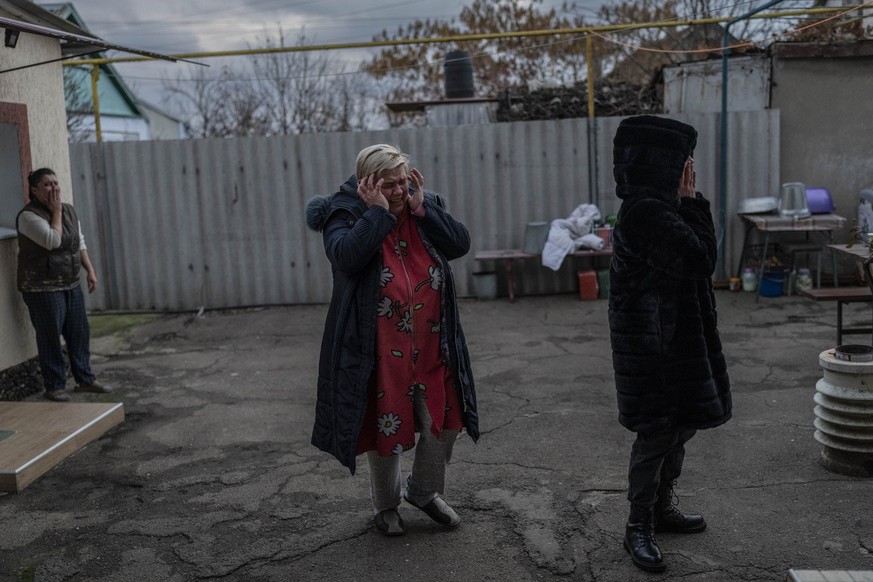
[42,2,142,118]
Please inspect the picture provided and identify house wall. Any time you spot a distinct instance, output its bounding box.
[770,46,873,225]
[140,105,184,140]
[0,28,74,371]
[74,115,151,141]
[664,43,873,240]
[663,56,771,114]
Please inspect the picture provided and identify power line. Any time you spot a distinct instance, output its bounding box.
[103,3,867,88]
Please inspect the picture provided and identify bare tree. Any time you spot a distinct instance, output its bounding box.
[362,0,868,123]
[249,28,369,135]
[164,29,370,137]
[586,0,870,85]
[63,65,95,142]
[332,71,372,132]
[165,67,225,138]
[363,0,586,103]
[165,66,269,138]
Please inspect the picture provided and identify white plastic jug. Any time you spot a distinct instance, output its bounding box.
[742,267,757,292]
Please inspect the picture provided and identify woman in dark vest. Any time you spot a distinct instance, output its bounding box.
[16,168,111,402]
[609,116,731,572]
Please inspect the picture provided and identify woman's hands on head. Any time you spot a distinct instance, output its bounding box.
[357,174,389,210]
[408,168,424,213]
[357,167,426,215]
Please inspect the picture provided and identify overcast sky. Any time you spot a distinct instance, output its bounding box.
[62,0,602,118]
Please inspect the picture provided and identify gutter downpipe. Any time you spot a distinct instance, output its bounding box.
[719,0,783,279]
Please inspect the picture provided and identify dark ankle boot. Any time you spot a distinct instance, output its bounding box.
[655,481,706,534]
[624,503,666,573]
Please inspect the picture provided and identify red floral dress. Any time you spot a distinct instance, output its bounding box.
[357,209,464,456]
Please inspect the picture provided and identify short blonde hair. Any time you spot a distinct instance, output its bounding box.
[355,144,409,180]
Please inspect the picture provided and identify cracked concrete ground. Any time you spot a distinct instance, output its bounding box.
[1,291,872,581]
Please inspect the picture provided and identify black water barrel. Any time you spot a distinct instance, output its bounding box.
[444,50,474,98]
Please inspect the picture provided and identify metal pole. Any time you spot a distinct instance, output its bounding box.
[586,35,595,119]
[89,64,102,143]
[718,0,785,279]
[586,35,599,209]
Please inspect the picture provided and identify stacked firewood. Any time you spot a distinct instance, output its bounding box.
[496,81,660,121]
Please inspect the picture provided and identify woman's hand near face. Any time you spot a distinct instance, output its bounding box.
[408,168,424,212]
[357,174,389,210]
[44,189,63,235]
[678,158,696,198]
[46,189,62,215]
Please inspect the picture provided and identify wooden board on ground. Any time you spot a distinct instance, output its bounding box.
[0,402,124,493]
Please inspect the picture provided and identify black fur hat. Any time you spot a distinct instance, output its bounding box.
[614,115,697,156]
[613,115,698,199]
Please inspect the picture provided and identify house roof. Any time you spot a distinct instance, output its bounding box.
[37,2,143,118]
[770,39,873,58]
[0,0,175,60]
[0,0,95,55]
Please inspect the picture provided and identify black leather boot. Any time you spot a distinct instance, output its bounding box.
[655,481,706,533]
[624,503,666,572]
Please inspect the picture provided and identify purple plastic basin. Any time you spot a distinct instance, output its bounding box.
[807,188,834,214]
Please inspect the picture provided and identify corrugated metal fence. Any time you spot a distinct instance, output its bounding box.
[70,111,779,312]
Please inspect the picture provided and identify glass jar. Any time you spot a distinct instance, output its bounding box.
[796,268,813,292]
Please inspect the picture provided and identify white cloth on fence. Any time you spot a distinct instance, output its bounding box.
[541,204,603,271]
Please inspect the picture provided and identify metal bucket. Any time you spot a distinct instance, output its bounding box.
[522,222,550,254]
[778,182,811,219]
[472,272,498,300]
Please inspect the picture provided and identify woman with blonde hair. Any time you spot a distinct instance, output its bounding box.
[306,144,479,536]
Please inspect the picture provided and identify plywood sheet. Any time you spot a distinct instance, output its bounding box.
[0,402,124,493]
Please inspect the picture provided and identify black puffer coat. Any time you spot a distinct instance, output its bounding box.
[305,176,479,474]
[608,116,731,434]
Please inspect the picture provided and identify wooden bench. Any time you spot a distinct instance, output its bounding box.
[474,248,612,303]
[799,286,873,345]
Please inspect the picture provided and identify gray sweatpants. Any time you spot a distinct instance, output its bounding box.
[366,391,460,514]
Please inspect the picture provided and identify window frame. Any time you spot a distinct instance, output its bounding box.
[0,102,31,239]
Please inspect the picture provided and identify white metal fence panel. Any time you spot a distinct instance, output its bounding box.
[70,111,778,311]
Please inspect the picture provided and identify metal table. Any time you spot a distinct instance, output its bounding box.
[737,213,845,299]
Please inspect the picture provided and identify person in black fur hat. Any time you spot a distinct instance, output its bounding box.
[608,116,732,572]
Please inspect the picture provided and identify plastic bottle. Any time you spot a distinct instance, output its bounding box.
[742,267,757,292]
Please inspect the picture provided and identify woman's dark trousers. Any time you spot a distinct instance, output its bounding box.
[628,428,697,506]
[23,287,95,392]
